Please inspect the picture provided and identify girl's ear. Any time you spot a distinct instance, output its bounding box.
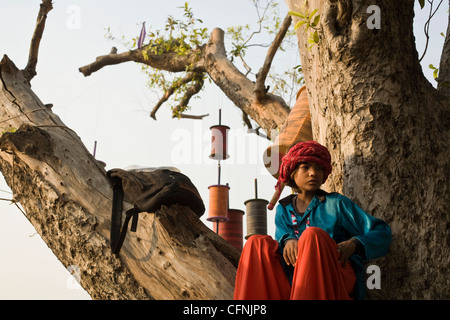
[288,168,301,193]
[290,168,298,180]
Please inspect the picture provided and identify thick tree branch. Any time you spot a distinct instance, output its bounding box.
[79,50,138,77]
[23,0,53,83]
[80,28,290,136]
[255,14,292,100]
[79,45,205,77]
[204,28,290,136]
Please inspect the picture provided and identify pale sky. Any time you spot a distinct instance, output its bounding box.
[0,0,446,299]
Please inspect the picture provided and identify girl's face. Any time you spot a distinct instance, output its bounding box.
[291,162,324,193]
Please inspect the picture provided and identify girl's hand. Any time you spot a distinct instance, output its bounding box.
[283,239,298,266]
[337,238,357,267]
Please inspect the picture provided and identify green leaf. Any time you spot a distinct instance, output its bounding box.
[294,20,307,29]
[418,0,425,9]
[310,9,319,18]
[429,64,438,79]
[312,30,319,43]
[288,10,305,19]
[293,65,302,72]
[311,14,320,27]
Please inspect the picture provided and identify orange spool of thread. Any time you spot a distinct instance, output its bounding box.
[207,184,230,223]
[214,208,244,252]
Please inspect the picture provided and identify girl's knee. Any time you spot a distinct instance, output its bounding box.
[244,234,279,252]
[245,234,274,246]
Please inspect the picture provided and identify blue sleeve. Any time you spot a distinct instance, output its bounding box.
[337,195,392,261]
[274,204,297,246]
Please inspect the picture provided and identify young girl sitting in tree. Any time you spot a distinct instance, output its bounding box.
[233,141,392,300]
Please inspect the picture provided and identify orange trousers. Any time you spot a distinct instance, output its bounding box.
[233,227,356,300]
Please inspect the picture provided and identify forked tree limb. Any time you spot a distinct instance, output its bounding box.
[202,28,290,136]
[80,28,290,136]
[172,74,205,118]
[23,0,53,83]
[255,14,292,101]
[151,72,202,120]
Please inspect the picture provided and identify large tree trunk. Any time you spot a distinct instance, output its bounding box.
[0,55,239,299]
[3,0,449,300]
[286,0,450,299]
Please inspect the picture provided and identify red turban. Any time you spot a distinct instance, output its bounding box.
[268,141,332,210]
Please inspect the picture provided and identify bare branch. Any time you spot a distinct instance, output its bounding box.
[150,72,199,119]
[79,50,133,77]
[419,0,444,62]
[239,54,253,76]
[23,0,53,83]
[255,14,292,100]
[172,74,204,118]
[242,111,253,129]
[179,113,209,119]
[247,127,270,140]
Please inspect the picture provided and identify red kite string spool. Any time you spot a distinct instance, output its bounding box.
[214,208,244,252]
[207,184,230,222]
[209,124,230,160]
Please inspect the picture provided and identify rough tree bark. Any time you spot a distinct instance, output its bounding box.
[80,0,450,299]
[0,54,240,299]
[2,0,449,300]
[285,0,450,299]
[438,3,450,94]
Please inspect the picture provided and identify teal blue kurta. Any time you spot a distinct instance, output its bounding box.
[275,191,392,300]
